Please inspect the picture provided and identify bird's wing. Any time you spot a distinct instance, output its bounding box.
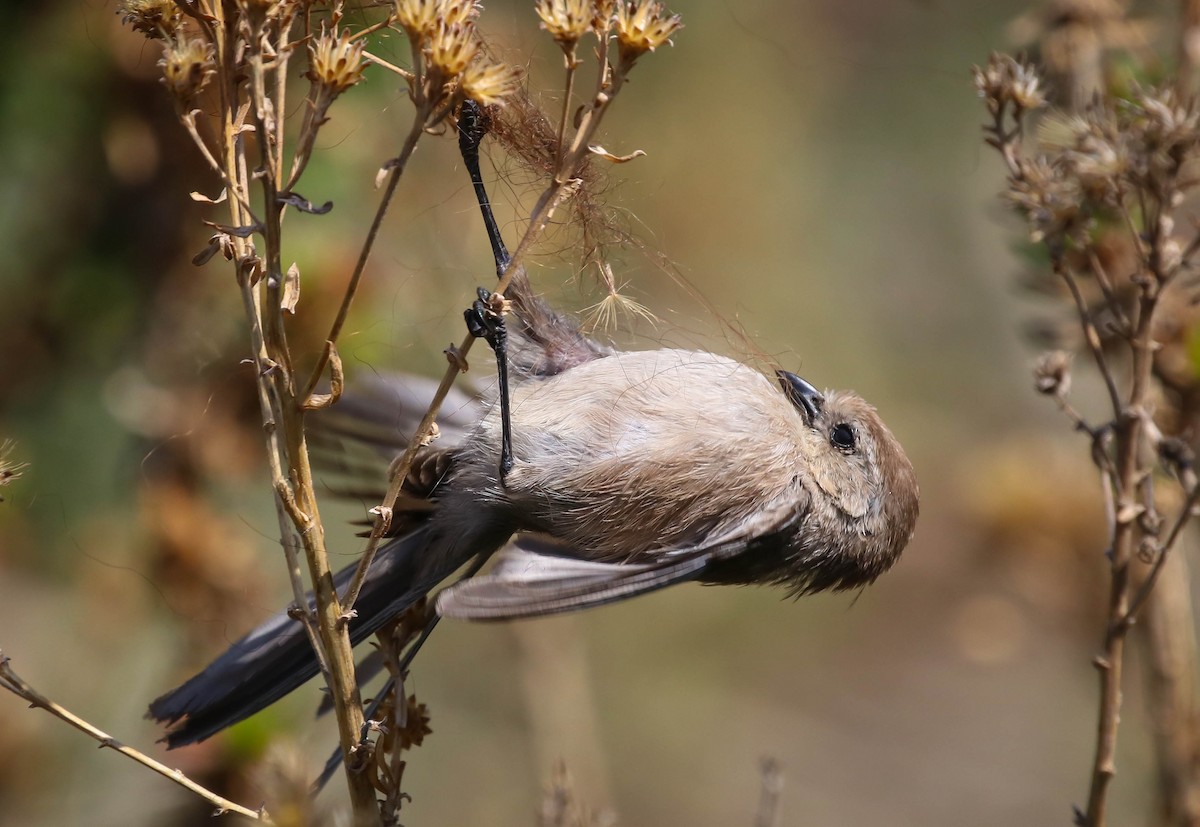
[436,498,806,621]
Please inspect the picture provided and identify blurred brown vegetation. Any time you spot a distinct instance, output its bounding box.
[0,0,1186,825]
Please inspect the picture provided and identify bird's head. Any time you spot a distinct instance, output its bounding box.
[777,370,920,589]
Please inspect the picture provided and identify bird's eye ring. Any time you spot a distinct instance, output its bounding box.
[831,423,856,452]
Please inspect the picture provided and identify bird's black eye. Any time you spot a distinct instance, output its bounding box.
[831,423,856,452]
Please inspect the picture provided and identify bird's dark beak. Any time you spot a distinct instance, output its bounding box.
[777,370,824,427]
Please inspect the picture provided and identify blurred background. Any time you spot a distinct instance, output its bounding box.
[0,0,1175,824]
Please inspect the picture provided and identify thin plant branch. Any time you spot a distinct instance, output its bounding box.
[975,51,1200,827]
[0,652,270,823]
[301,112,427,404]
[1121,480,1200,628]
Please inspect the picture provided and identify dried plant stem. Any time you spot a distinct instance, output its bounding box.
[241,281,327,672]
[362,50,415,81]
[1123,482,1200,628]
[205,3,379,820]
[0,652,269,823]
[1054,259,1123,413]
[556,48,578,169]
[1084,280,1158,827]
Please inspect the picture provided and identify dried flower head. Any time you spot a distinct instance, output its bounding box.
[396,0,479,41]
[1132,88,1200,156]
[428,22,479,78]
[592,0,617,36]
[396,0,442,39]
[1006,156,1087,243]
[1034,350,1073,396]
[1069,140,1124,199]
[535,0,591,48]
[460,58,523,106]
[118,0,182,40]
[973,53,1046,115]
[442,0,482,26]
[308,29,367,93]
[1037,111,1127,201]
[615,0,682,65]
[159,36,215,100]
[396,695,433,750]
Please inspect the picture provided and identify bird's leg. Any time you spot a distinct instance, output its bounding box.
[458,100,510,277]
[464,287,514,480]
[459,101,515,481]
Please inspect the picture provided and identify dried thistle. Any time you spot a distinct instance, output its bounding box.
[1132,87,1200,162]
[427,21,479,78]
[442,0,483,25]
[308,28,367,94]
[159,36,215,101]
[396,695,433,749]
[614,0,682,68]
[536,0,592,49]
[460,58,523,106]
[395,0,443,41]
[591,0,617,37]
[973,53,1046,116]
[117,0,182,40]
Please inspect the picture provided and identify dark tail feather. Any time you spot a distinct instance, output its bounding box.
[149,525,452,748]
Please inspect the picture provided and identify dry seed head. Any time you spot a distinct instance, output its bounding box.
[1133,88,1200,152]
[428,22,479,77]
[1034,350,1072,396]
[591,0,616,36]
[159,37,215,100]
[396,0,442,40]
[615,0,682,63]
[309,29,367,93]
[118,0,182,39]
[461,58,523,106]
[1005,156,1086,244]
[443,0,482,26]
[1067,134,1124,198]
[535,0,591,48]
[1009,68,1045,110]
[973,53,1046,114]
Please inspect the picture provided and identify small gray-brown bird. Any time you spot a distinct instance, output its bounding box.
[148,104,918,747]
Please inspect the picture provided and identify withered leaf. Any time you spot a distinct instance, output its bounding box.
[203,219,261,238]
[588,144,646,164]
[278,191,333,215]
[282,262,300,314]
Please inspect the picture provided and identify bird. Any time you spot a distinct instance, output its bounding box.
[147,102,919,748]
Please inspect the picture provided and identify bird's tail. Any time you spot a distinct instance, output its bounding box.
[148,524,458,748]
